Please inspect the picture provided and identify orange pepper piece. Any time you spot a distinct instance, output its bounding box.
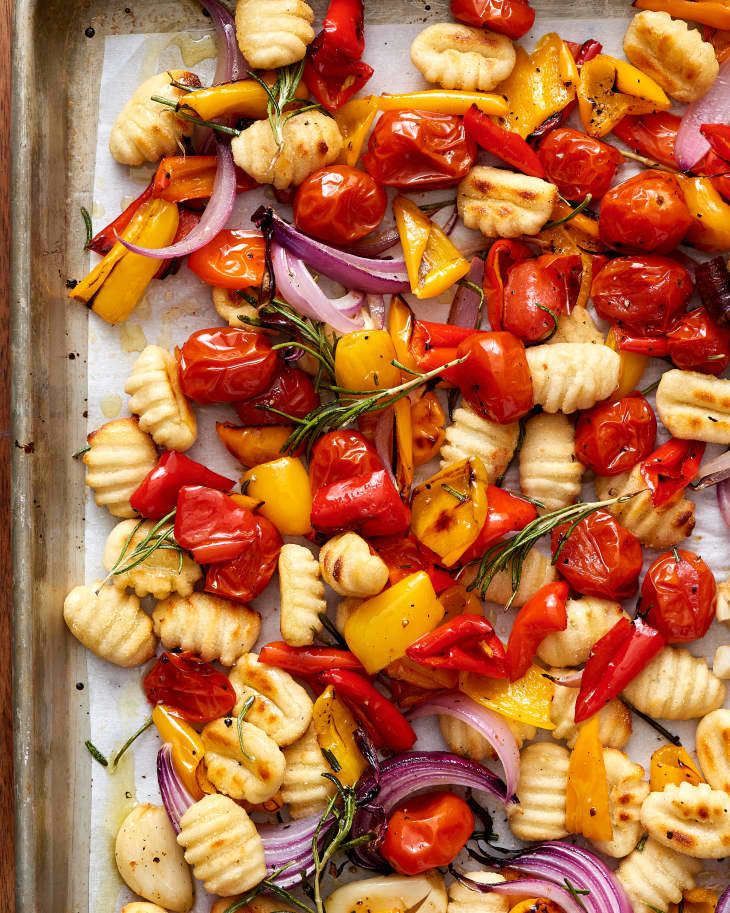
[565,714,613,842]
[650,745,704,791]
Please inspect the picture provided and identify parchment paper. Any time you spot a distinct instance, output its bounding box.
[84,19,730,912]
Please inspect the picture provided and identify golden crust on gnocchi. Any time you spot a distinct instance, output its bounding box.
[508,742,570,841]
[83,417,158,518]
[616,837,701,912]
[538,597,627,668]
[325,873,448,913]
[281,724,336,819]
[479,548,557,608]
[519,413,584,512]
[695,709,730,793]
[410,23,516,92]
[591,749,649,859]
[278,543,326,647]
[440,406,519,481]
[211,287,258,329]
[641,781,730,859]
[201,717,285,804]
[447,871,509,913]
[526,343,620,413]
[550,685,632,750]
[458,166,557,239]
[548,305,604,345]
[319,532,389,598]
[656,369,730,445]
[235,0,315,69]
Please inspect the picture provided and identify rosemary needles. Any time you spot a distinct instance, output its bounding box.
[96,509,183,593]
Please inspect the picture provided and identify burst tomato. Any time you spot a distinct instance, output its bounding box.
[143,651,236,724]
[293,165,387,245]
[451,0,535,38]
[362,110,476,190]
[234,364,319,426]
[174,485,263,564]
[575,393,657,476]
[537,128,622,201]
[641,549,717,643]
[552,510,643,600]
[204,512,282,603]
[666,307,730,375]
[591,255,692,332]
[308,429,382,490]
[455,331,534,424]
[501,254,581,343]
[178,327,278,404]
[187,229,266,290]
[612,112,680,169]
[380,791,475,875]
[598,171,693,254]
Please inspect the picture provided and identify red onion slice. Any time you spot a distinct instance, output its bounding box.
[200,0,247,83]
[676,59,730,170]
[718,886,730,913]
[121,141,236,259]
[349,227,400,257]
[448,257,484,328]
[547,668,583,688]
[157,743,194,833]
[367,293,386,329]
[717,478,730,529]
[491,879,589,913]
[693,449,730,490]
[409,692,519,798]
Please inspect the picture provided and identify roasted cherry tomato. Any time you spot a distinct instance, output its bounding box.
[537,128,622,201]
[591,255,692,333]
[599,171,693,254]
[501,254,580,343]
[552,510,643,600]
[293,165,387,245]
[362,110,476,190]
[369,531,455,594]
[204,513,282,603]
[187,229,266,290]
[309,429,383,490]
[575,393,657,477]
[143,651,236,724]
[174,485,264,564]
[455,331,534,424]
[311,468,410,537]
[234,364,319,426]
[178,327,278,404]
[640,549,717,644]
[613,112,680,169]
[451,0,535,38]
[380,791,475,875]
[667,307,730,375]
[640,438,705,508]
[460,486,538,563]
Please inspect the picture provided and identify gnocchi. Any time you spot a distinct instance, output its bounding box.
[410,24,516,92]
[235,0,315,69]
[458,166,557,239]
[591,749,649,859]
[519,413,584,512]
[278,544,326,647]
[201,717,285,804]
[280,724,336,819]
[695,709,730,793]
[656,369,730,445]
[508,742,570,841]
[622,647,726,720]
[121,905,169,913]
[481,548,557,607]
[550,685,632,750]
[714,645,730,679]
[325,873,448,913]
[717,578,730,624]
[440,714,535,761]
[616,837,701,913]
[548,305,604,345]
[526,343,620,413]
[319,532,389,598]
[440,406,519,481]
[538,597,627,668]
[211,287,258,329]
[83,417,158,518]
[447,871,509,913]
[640,781,730,859]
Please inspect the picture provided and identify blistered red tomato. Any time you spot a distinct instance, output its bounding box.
[451,0,535,38]
[187,229,266,290]
[380,791,475,875]
[174,485,264,564]
[612,113,680,169]
[234,364,319,426]
[641,549,717,643]
[501,254,580,343]
[551,510,643,600]
[591,255,692,332]
[293,165,387,245]
[178,328,279,404]
[204,513,282,603]
[599,171,693,254]
[143,651,236,724]
[309,429,382,491]
[575,393,657,476]
[362,110,476,190]
[538,128,622,201]
[667,307,730,375]
[455,331,534,424]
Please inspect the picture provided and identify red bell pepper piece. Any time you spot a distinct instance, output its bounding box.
[152,155,257,203]
[505,582,569,681]
[311,469,411,537]
[612,112,681,169]
[700,123,730,163]
[87,181,155,255]
[451,0,535,39]
[319,668,416,752]
[406,614,508,679]
[409,320,474,375]
[143,651,236,724]
[460,486,538,563]
[464,105,545,178]
[315,0,366,61]
[174,485,261,564]
[640,439,705,507]
[204,513,282,603]
[130,451,234,520]
[259,642,365,676]
[483,240,534,332]
[303,58,374,113]
[370,531,455,594]
[574,617,665,722]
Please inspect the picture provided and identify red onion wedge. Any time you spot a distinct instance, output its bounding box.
[367,293,386,329]
[717,477,730,529]
[676,59,730,170]
[121,140,236,259]
[200,0,247,84]
[157,744,194,834]
[349,227,400,257]
[271,242,365,334]
[448,257,484,329]
[259,814,324,888]
[374,408,396,485]
[718,886,730,913]
[409,692,519,799]
[453,873,587,913]
[254,206,409,293]
[692,449,730,490]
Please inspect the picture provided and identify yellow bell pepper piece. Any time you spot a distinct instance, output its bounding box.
[152,705,205,799]
[394,398,414,493]
[241,457,312,536]
[312,685,367,787]
[606,326,647,396]
[681,176,730,252]
[184,78,308,120]
[70,198,179,324]
[650,745,704,792]
[439,583,483,620]
[495,33,578,139]
[335,96,378,167]
[216,422,292,468]
[229,492,265,512]
[669,888,719,913]
[565,715,613,842]
[375,90,508,117]
[411,458,489,567]
[387,295,418,376]
[460,665,555,730]
[411,392,447,467]
[394,196,470,299]
[344,571,445,674]
[335,329,401,392]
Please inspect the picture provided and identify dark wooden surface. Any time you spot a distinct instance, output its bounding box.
[2,0,15,909]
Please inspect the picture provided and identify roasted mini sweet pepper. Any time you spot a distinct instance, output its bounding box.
[153,154,256,202]
[312,468,411,537]
[86,181,154,255]
[406,612,507,678]
[634,0,730,28]
[375,90,508,117]
[183,78,308,120]
[130,451,234,520]
[152,704,205,799]
[216,423,294,467]
[411,392,446,467]
[505,582,569,682]
[460,665,555,729]
[640,438,705,507]
[668,889,719,913]
[241,456,312,536]
[682,176,730,252]
[650,745,704,792]
[335,329,401,391]
[463,104,545,177]
[369,532,455,595]
[260,642,365,677]
[387,295,419,376]
[565,714,613,842]
[344,571,445,673]
[335,97,379,167]
[409,319,473,376]
[174,485,262,564]
[312,685,368,787]
[393,399,414,493]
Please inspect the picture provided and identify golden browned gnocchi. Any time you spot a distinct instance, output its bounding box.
[152,593,261,667]
[109,71,200,166]
[458,166,557,238]
[591,749,649,859]
[64,582,156,667]
[595,467,695,549]
[623,11,718,103]
[440,407,519,481]
[121,904,169,913]
[410,23,515,92]
[229,652,312,746]
[278,543,326,647]
[125,345,197,452]
[622,647,726,720]
[335,596,363,634]
[508,742,570,841]
[616,837,701,912]
[480,547,557,607]
[716,577,730,624]
[550,684,632,750]
[232,111,343,190]
[103,519,202,599]
[519,413,584,512]
[280,724,336,819]
[526,343,620,413]
[641,781,730,859]
[538,597,627,668]
[211,287,258,329]
[696,709,730,793]
[656,369,730,445]
[319,532,389,598]
[235,0,315,69]
[439,714,535,762]
[548,305,604,345]
[115,804,193,913]
[447,871,509,913]
[325,873,448,913]
[714,645,730,679]
[177,793,266,896]
[83,417,157,518]
[201,716,285,804]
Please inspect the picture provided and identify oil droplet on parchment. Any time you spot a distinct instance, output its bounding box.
[100,394,122,419]
[169,32,217,66]
[119,322,148,353]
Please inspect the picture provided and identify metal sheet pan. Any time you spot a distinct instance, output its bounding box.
[10,0,626,909]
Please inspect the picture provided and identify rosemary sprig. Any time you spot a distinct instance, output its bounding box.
[620,696,682,746]
[469,494,637,603]
[96,509,183,593]
[442,484,469,504]
[248,61,320,149]
[618,148,678,173]
[72,444,91,459]
[150,95,241,136]
[111,717,153,770]
[563,879,590,912]
[81,206,93,248]
[312,774,359,913]
[85,740,108,767]
[536,303,559,341]
[544,193,594,230]
[236,695,256,763]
